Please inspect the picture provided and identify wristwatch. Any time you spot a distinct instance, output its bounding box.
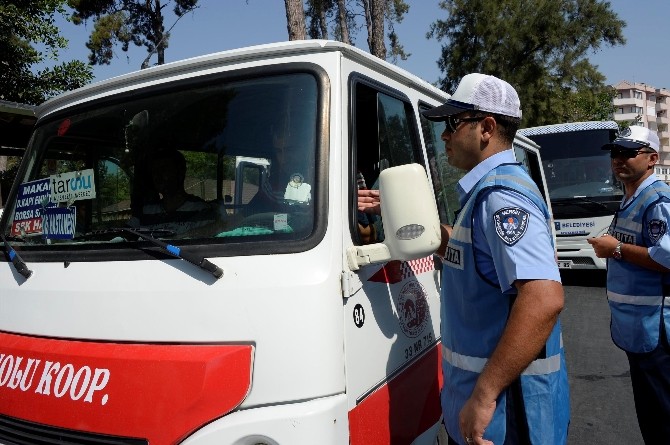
[613,241,623,260]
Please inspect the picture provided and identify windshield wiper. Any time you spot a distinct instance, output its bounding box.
[0,234,33,279]
[552,197,612,212]
[82,228,176,241]
[85,227,223,279]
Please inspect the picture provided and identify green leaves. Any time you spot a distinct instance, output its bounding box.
[428,0,626,126]
[68,0,199,67]
[0,0,93,104]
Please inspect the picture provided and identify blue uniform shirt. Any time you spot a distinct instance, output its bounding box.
[457,149,560,293]
[622,174,670,269]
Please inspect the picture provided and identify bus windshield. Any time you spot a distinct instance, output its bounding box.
[531,129,622,201]
[0,72,321,254]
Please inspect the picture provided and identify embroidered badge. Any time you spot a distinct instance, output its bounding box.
[493,207,530,245]
[648,219,667,244]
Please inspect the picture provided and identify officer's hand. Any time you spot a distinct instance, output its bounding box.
[459,395,495,445]
[357,189,381,215]
[587,234,618,258]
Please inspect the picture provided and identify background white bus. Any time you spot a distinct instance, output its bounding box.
[517,121,620,270]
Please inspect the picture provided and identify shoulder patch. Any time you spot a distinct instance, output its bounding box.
[647,219,667,244]
[493,207,530,245]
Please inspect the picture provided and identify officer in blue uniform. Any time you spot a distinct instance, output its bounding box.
[588,126,670,444]
[422,73,569,445]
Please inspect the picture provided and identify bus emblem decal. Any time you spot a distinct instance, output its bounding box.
[396,281,429,338]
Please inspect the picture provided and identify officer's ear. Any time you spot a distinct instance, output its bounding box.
[480,115,496,142]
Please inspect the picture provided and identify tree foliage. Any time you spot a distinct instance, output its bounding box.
[563,86,617,123]
[67,0,198,68]
[0,0,93,105]
[427,0,626,127]
[289,0,410,62]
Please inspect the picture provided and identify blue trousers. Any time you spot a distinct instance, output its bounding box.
[626,343,670,444]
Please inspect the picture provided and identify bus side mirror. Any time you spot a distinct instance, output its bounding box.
[346,163,442,271]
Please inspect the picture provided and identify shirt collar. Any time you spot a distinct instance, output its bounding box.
[457,149,516,206]
[621,173,659,207]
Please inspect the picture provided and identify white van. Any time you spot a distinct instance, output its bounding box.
[0,40,550,445]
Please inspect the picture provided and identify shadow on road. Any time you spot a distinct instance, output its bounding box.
[560,269,607,287]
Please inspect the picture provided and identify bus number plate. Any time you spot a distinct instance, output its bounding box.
[557,260,573,269]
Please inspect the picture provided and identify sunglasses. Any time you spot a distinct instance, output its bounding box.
[445,116,486,133]
[609,149,655,159]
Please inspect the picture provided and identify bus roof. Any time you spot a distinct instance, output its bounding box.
[36,40,448,120]
[517,120,619,137]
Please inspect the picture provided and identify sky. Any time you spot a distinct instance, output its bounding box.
[50,0,670,90]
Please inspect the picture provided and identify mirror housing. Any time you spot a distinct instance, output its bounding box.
[347,163,442,270]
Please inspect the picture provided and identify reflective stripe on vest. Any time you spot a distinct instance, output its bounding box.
[442,344,563,376]
[607,291,663,306]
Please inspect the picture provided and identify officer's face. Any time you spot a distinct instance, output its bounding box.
[441,113,482,171]
[610,146,657,186]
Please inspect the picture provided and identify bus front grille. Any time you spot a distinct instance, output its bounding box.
[0,414,147,445]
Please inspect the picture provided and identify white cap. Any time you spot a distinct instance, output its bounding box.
[422,73,522,121]
[602,126,660,152]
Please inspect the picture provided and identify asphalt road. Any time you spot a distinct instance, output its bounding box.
[560,270,644,444]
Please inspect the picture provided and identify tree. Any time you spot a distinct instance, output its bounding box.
[363,0,387,59]
[285,0,307,40]
[335,0,352,44]
[427,0,626,127]
[617,115,642,133]
[361,0,409,62]
[296,0,410,62]
[563,86,617,123]
[0,0,93,105]
[384,0,409,63]
[67,0,199,68]
[305,0,332,39]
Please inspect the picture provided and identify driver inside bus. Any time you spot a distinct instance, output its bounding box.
[129,148,220,236]
[245,115,313,214]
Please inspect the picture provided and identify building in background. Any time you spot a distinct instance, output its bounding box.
[613,81,670,183]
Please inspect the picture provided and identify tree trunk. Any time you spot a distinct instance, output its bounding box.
[154,0,165,65]
[285,0,306,40]
[337,0,350,44]
[318,3,328,39]
[366,0,386,59]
